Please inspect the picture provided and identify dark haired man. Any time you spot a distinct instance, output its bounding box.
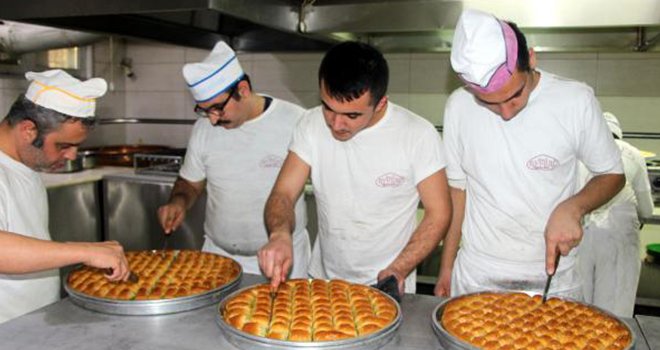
[158,41,311,278]
[259,41,452,294]
[0,70,130,323]
[435,9,624,300]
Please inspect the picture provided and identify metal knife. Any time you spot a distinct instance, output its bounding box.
[160,233,171,258]
[541,254,560,303]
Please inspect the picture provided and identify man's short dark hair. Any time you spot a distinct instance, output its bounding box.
[318,41,389,106]
[4,95,97,148]
[506,21,531,73]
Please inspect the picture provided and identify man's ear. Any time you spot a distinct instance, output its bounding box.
[529,48,537,70]
[16,120,37,144]
[375,95,388,112]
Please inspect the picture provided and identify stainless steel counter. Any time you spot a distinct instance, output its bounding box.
[0,274,656,350]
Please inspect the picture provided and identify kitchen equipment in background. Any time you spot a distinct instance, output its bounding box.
[647,162,660,205]
[133,148,186,176]
[647,243,660,264]
[79,145,172,167]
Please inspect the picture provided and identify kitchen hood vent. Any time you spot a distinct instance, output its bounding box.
[0,0,658,53]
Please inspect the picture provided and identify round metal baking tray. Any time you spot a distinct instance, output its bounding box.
[64,251,242,316]
[431,291,636,350]
[215,282,402,350]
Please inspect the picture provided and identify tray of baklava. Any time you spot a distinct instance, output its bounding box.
[216,279,401,350]
[432,291,635,350]
[65,250,242,315]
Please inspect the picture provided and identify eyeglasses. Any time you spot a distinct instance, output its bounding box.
[193,84,237,118]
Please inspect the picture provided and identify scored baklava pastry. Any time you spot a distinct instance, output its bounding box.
[222,279,398,342]
[441,292,632,350]
[67,250,241,300]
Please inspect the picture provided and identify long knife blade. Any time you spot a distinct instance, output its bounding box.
[542,254,560,303]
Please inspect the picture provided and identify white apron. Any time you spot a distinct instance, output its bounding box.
[203,229,311,278]
[578,204,640,317]
[451,247,583,300]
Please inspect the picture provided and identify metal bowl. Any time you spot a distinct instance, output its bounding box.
[65,250,242,316]
[216,281,402,350]
[431,291,636,350]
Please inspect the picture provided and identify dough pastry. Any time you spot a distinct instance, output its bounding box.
[441,292,632,350]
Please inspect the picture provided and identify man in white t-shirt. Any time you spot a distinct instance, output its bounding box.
[0,70,130,323]
[434,9,624,300]
[157,41,310,277]
[258,41,452,294]
[578,112,653,317]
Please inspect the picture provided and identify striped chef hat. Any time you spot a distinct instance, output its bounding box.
[182,41,245,103]
[25,69,107,117]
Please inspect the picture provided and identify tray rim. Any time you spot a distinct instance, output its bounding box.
[64,249,243,315]
[430,290,636,350]
[215,278,402,349]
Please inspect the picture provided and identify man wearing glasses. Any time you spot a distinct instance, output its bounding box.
[157,41,311,278]
[435,9,624,300]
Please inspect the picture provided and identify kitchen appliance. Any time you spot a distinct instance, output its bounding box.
[647,161,660,205]
[133,148,186,176]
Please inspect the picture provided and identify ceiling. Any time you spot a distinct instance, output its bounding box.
[0,0,659,53]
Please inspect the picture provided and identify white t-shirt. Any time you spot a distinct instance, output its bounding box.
[0,151,59,324]
[180,97,309,269]
[443,70,623,295]
[291,102,447,292]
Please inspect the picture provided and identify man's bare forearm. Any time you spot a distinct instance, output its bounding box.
[390,214,449,277]
[264,192,296,237]
[169,177,205,210]
[566,173,624,217]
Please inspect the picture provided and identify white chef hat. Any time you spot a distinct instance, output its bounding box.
[450,9,518,94]
[603,112,623,139]
[25,69,107,118]
[182,41,245,103]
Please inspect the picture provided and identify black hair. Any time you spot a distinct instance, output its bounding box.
[4,95,97,148]
[230,74,252,102]
[506,21,531,73]
[318,41,388,106]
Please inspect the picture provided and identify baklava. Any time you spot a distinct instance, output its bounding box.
[67,250,241,300]
[222,279,398,342]
[441,292,632,350]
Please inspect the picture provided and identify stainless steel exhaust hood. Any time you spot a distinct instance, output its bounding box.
[0,0,658,52]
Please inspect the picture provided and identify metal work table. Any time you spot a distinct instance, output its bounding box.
[0,274,656,350]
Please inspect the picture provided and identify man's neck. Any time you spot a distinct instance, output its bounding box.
[0,123,20,162]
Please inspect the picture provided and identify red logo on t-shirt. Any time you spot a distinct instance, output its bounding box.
[260,155,284,168]
[375,173,405,187]
[526,155,559,171]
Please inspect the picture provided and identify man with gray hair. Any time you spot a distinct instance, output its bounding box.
[0,69,130,323]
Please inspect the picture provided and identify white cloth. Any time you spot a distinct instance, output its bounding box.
[0,151,59,324]
[604,112,623,140]
[450,9,516,91]
[443,70,623,298]
[291,102,447,293]
[179,97,310,277]
[182,41,244,103]
[25,69,107,117]
[578,139,653,317]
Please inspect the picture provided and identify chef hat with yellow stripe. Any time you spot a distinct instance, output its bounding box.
[24,69,107,118]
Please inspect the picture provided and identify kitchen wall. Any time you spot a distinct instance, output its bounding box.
[0,38,659,154]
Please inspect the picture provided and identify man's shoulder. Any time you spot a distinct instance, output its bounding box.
[539,70,595,98]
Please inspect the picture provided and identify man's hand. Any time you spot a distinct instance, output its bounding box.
[377,267,406,295]
[544,202,583,275]
[257,232,293,291]
[157,202,186,234]
[81,241,130,282]
[434,266,452,297]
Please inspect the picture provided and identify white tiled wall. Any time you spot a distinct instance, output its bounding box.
[1,38,660,153]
